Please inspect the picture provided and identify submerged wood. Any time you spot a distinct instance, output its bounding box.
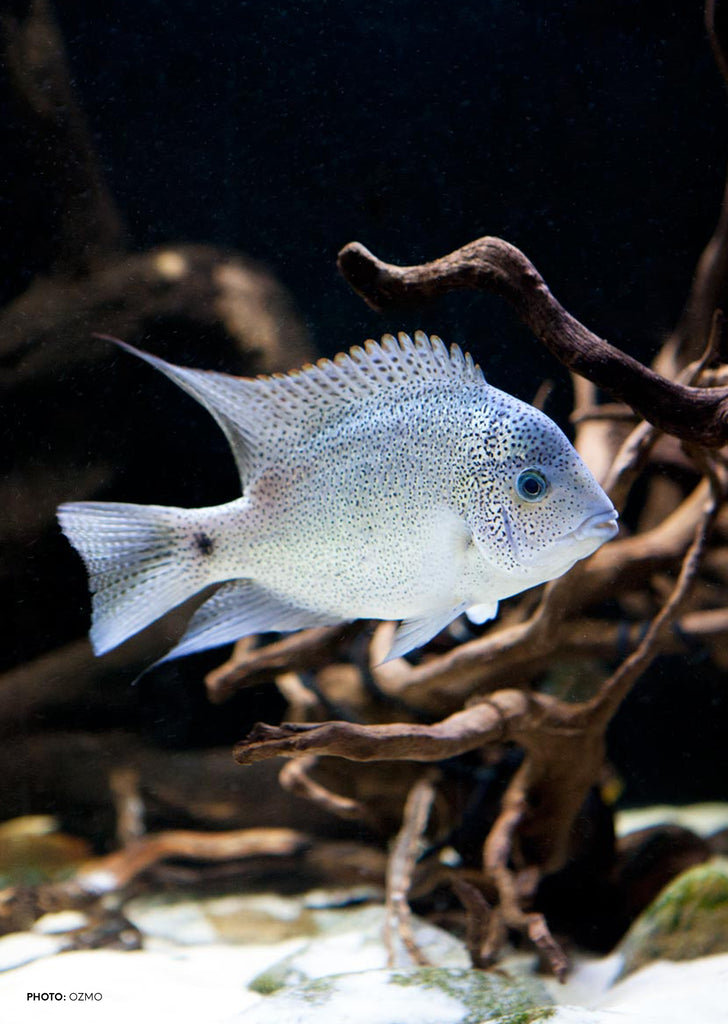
[4,0,728,983]
[338,238,728,446]
[234,474,719,975]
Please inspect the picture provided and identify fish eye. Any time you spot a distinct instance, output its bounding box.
[515,468,548,502]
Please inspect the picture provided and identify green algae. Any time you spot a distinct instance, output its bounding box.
[619,856,728,977]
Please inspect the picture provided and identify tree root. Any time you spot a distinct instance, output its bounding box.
[233,466,722,974]
[278,756,373,824]
[0,827,310,936]
[337,238,728,446]
[384,772,438,967]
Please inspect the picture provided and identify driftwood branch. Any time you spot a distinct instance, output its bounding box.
[581,462,724,727]
[480,789,569,980]
[234,464,721,973]
[337,238,728,446]
[384,772,437,966]
[205,623,365,703]
[0,827,309,935]
[234,694,523,764]
[278,756,372,824]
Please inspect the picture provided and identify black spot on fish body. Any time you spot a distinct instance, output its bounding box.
[193,531,215,556]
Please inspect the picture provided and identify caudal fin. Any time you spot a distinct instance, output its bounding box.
[58,501,209,655]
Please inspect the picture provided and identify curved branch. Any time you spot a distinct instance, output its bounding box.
[74,827,309,895]
[337,238,728,446]
[481,786,569,980]
[278,757,371,822]
[581,460,725,727]
[233,691,527,764]
[205,623,363,703]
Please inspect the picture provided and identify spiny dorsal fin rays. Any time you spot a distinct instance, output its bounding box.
[110,332,485,490]
[257,332,484,406]
[340,332,483,389]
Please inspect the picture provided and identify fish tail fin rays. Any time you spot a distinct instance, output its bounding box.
[58,501,212,655]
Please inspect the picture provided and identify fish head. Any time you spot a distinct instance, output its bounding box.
[465,396,618,585]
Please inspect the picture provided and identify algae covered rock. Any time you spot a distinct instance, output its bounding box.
[618,856,728,977]
[240,966,554,1023]
[248,904,468,994]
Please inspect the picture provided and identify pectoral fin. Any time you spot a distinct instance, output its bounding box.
[162,579,339,661]
[382,604,468,663]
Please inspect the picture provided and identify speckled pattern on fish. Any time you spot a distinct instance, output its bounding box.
[58,332,618,663]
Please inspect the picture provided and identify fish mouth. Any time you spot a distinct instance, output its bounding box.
[569,508,619,543]
[499,505,618,570]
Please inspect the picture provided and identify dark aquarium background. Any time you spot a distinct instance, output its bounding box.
[2,0,727,846]
[52,0,725,378]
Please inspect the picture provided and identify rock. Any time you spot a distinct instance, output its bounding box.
[125,890,376,948]
[239,966,554,1024]
[599,953,728,1024]
[617,856,728,977]
[0,932,66,972]
[125,890,320,947]
[615,802,728,839]
[0,946,262,1023]
[612,823,711,928]
[0,816,91,887]
[249,904,468,993]
[34,911,89,935]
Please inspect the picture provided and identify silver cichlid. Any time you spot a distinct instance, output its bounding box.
[58,331,618,663]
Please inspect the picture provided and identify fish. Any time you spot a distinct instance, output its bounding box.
[57,331,618,664]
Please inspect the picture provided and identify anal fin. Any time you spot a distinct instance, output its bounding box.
[162,579,339,662]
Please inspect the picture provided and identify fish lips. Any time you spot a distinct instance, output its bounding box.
[554,507,619,563]
[503,505,619,570]
[569,508,620,544]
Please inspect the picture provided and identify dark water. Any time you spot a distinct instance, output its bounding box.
[15,0,728,384]
[2,1,726,812]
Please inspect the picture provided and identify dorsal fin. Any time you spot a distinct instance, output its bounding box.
[111,332,485,488]
[248,331,484,422]
[109,339,267,486]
